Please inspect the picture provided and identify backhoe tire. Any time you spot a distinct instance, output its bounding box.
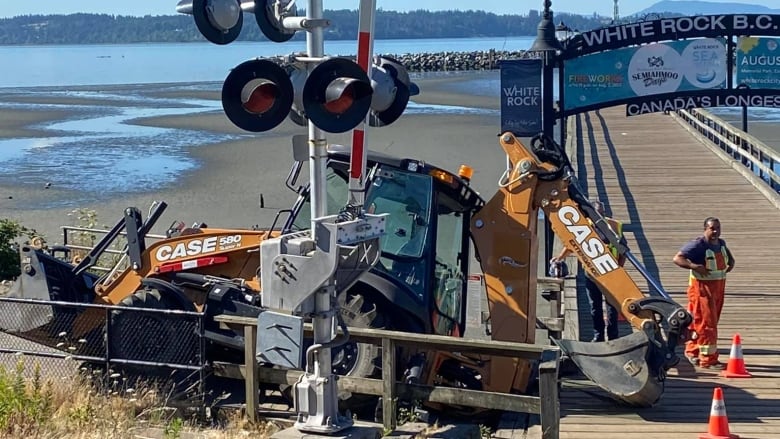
[333,291,388,414]
[109,288,197,368]
[335,291,385,378]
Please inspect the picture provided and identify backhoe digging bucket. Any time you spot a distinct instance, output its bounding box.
[554,331,665,407]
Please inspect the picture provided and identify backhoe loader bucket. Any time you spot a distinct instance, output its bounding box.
[554,331,665,407]
[0,246,97,333]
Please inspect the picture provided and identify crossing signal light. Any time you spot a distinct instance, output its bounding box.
[221,59,293,132]
[369,56,420,127]
[242,0,298,43]
[299,58,373,133]
[220,56,417,134]
[176,0,244,45]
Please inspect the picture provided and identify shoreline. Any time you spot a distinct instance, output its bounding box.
[0,74,504,241]
[2,73,780,241]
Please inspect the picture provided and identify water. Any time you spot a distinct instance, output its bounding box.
[0,38,526,200]
[0,37,533,88]
[2,38,778,200]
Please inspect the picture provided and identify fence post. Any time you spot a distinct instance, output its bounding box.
[244,325,258,423]
[382,337,397,430]
[539,348,561,439]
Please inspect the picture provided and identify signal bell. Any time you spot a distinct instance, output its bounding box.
[176,0,243,45]
[221,59,294,132]
[299,58,373,134]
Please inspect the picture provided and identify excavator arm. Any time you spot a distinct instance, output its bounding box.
[471,132,691,407]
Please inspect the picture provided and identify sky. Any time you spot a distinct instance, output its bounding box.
[0,0,777,19]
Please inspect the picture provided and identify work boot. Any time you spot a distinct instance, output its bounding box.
[700,361,725,370]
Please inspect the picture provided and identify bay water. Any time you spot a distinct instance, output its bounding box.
[0,37,778,198]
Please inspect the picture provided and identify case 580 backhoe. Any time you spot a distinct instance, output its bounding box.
[3,132,691,408]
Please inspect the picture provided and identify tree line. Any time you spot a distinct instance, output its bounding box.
[0,10,615,45]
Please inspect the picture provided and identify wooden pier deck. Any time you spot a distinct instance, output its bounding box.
[558,106,780,438]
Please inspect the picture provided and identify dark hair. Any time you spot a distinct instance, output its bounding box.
[703,216,719,228]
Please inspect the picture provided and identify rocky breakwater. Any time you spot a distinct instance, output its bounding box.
[383,50,527,72]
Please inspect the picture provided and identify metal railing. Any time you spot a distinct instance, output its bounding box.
[0,297,207,400]
[58,225,166,272]
[676,108,780,192]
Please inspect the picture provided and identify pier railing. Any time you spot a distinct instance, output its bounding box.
[676,108,780,195]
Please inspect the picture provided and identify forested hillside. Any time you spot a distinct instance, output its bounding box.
[0,10,613,45]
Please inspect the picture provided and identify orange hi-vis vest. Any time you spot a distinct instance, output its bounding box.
[690,242,730,282]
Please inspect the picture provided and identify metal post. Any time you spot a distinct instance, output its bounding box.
[558,56,565,148]
[349,0,377,205]
[297,0,349,434]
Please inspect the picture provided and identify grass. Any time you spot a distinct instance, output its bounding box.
[0,357,283,439]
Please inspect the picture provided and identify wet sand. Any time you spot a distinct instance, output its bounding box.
[3,73,780,244]
[0,74,505,242]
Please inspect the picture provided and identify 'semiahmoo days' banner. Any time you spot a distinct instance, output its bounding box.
[564,38,727,111]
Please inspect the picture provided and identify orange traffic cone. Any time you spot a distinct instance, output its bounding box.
[700,387,739,439]
[721,333,752,378]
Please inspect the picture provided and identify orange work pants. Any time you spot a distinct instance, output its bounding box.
[685,278,726,367]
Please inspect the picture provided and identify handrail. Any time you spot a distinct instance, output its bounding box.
[676,108,780,192]
[213,314,561,438]
[58,225,167,272]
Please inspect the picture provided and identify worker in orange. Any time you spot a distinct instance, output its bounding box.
[552,200,626,342]
[673,217,735,370]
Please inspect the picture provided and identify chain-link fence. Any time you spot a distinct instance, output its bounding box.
[0,296,207,403]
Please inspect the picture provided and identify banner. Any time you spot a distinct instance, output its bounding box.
[499,59,542,137]
[564,38,727,112]
[736,37,780,89]
[566,14,780,58]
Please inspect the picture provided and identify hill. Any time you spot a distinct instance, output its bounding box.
[0,10,609,45]
[638,1,780,16]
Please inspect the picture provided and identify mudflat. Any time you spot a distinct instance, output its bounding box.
[0,72,506,242]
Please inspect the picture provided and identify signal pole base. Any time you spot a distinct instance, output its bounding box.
[272,423,382,438]
[293,373,354,434]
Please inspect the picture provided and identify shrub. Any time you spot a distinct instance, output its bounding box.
[0,219,38,281]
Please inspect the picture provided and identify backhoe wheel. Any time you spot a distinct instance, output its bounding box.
[334,291,386,379]
[109,288,196,367]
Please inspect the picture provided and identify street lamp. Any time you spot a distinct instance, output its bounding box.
[555,21,573,43]
[531,0,562,271]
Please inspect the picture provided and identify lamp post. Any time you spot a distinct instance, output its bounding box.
[531,0,563,272]
[555,21,573,148]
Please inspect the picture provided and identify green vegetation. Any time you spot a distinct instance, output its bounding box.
[0,219,38,280]
[0,357,281,438]
[0,10,614,45]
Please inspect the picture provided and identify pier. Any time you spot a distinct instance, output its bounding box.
[557,106,780,438]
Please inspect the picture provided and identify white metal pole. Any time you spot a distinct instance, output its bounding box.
[348,0,376,205]
[304,0,337,428]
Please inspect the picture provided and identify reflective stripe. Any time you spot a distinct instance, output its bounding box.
[606,218,622,259]
[690,243,730,281]
[699,344,717,355]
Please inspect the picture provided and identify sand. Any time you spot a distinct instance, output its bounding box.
[0,74,507,243]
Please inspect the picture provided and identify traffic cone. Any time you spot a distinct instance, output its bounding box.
[700,387,739,439]
[721,333,752,378]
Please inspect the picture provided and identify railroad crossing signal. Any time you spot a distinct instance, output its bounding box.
[175,0,243,45]
[221,56,416,133]
[178,0,417,133]
[176,1,401,433]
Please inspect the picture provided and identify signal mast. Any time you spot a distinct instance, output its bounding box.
[176,0,416,434]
